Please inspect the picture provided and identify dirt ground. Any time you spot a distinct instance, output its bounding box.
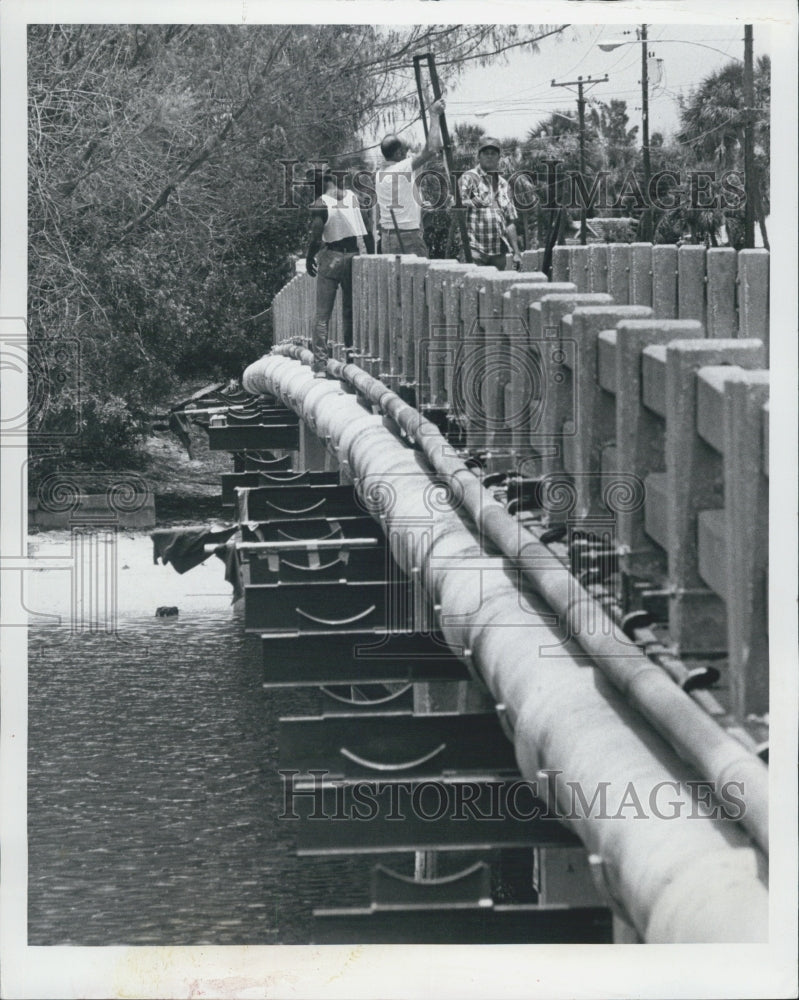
[29,381,239,525]
[141,418,233,517]
[148,424,228,488]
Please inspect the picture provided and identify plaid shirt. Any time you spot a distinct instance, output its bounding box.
[458,165,518,256]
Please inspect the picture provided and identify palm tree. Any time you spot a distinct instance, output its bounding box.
[675,55,770,247]
[452,122,487,169]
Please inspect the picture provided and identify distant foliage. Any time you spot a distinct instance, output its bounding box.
[667,55,770,247]
[590,218,637,243]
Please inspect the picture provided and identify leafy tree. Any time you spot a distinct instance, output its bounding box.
[28,23,563,471]
[452,122,487,159]
[667,54,770,247]
[520,101,641,242]
[589,99,639,173]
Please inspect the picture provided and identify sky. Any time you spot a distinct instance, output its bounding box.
[383,22,770,154]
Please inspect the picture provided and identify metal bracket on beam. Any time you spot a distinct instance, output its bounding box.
[235,452,293,472]
[222,469,339,505]
[278,711,519,779]
[317,683,414,711]
[587,854,638,933]
[495,703,515,743]
[208,423,300,452]
[289,778,581,854]
[371,861,493,908]
[261,628,469,688]
[244,578,412,633]
[240,483,361,521]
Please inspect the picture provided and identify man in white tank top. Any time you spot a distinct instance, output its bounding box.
[305,169,372,376]
[375,97,447,257]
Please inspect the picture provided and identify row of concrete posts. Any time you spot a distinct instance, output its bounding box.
[271,242,770,723]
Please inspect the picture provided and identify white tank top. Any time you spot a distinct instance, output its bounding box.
[321,190,367,243]
[375,156,421,229]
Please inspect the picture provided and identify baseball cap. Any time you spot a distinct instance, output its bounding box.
[478,137,501,153]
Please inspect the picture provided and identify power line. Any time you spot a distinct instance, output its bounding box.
[505,24,604,100]
[314,26,756,163]
[670,112,742,147]
[446,25,671,112]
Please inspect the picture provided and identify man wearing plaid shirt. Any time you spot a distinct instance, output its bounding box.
[458,137,522,270]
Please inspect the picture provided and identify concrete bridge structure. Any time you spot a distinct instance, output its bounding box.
[184,241,770,944]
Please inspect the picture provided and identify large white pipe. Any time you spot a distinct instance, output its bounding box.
[243,352,767,942]
[257,345,770,856]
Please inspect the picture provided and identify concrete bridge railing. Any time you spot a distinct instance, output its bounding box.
[270,247,770,727]
[242,346,769,942]
[522,244,769,349]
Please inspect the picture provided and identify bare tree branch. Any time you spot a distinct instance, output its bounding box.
[116,26,292,239]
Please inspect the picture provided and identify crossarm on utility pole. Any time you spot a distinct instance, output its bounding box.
[551,74,608,246]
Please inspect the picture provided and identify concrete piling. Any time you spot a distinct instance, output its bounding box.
[706,248,738,338]
[588,243,609,294]
[737,248,769,352]
[677,245,707,328]
[652,245,678,319]
[613,320,704,584]
[722,369,770,718]
[607,243,631,304]
[629,242,653,307]
[552,245,570,283]
[566,305,653,518]
[532,293,613,478]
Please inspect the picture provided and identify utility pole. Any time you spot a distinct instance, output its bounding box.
[551,74,608,245]
[640,24,652,242]
[577,85,587,245]
[743,24,756,249]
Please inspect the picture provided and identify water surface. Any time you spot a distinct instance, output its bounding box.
[27,531,376,945]
[26,530,533,945]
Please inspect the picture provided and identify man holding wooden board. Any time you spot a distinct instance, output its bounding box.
[375,96,447,257]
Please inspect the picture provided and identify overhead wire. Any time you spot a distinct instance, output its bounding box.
[477,23,604,103]
[450,22,653,107]
[307,25,748,162]
[263,28,559,162]
[313,115,424,163]
[669,112,742,147]
[448,24,672,130]
[429,24,698,128]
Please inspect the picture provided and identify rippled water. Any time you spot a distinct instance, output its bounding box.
[26,531,534,945]
[26,532,386,945]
